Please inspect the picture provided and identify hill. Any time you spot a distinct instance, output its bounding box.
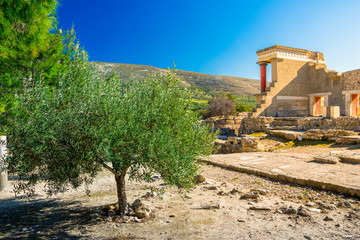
[97,62,260,97]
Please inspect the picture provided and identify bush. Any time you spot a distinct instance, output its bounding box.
[202,95,235,119]
[235,104,253,113]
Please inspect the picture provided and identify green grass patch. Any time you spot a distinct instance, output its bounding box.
[192,99,208,104]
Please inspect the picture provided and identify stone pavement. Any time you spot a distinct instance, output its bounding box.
[204,147,360,197]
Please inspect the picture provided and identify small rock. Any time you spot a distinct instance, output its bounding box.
[105,216,112,222]
[297,206,311,217]
[304,235,312,240]
[169,214,175,218]
[204,186,217,190]
[241,192,260,200]
[308,208,321,213]
[279,205,297,214]
[335,224,340,227]
[249,206,271,211]
[321,209,329,214]
[21,227,28,232]
[132,199,143,210]
[217,190,228,196]
[134,207,151,219]
[323,216,334,221]
[194,174,206,184]
[134,217,141,223]
[166,220,171,223]
[237,219,246,222]
[105,205,116,211]
[319,203,337,211]
[337,201,353,208]
[108,210,116,217]
[342,235,353,239]
[275,210,283,214]
[250,189,267,195]
[305,201,316,207]
[143,191,157,198]
[248,202,256,205]
[230,188,242,194]
[199,203,220,210]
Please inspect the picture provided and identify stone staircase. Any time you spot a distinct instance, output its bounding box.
[249,80,280,117]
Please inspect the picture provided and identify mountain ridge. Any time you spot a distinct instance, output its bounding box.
[98,62,260,97]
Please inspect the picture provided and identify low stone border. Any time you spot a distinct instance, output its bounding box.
[199,158,360,198]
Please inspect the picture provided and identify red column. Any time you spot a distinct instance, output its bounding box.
[259,63,267,92]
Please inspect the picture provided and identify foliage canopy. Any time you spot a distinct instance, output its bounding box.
[6,60,215,215]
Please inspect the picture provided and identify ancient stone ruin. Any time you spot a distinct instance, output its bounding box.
[253,45,360,117]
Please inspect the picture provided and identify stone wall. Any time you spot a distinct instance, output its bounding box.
[343,69,360,91]
[205,116,360,135]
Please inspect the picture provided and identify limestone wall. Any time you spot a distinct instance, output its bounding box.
[205,116,360,135]
[343,69,360,91]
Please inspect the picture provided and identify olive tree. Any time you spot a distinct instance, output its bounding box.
[6,60,215,217]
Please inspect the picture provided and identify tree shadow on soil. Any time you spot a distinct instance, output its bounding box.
[0,196,104,240]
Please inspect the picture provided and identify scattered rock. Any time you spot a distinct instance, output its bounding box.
[217,190,228,196]
[105,205,116,211]
[199,203,220,210]
[249,206,271,211]
[105,216,112,222]
[308,208,321,213]
[134,217,141,223]
[279,205,297,214]
[346,211,360,219]
[337,201,353,208]
[169,214,176,218]
[250,189,267,195]
[194,174,206,184]
[143,191,157,198]
[132,199,143,210]
[319,203,337,211]
[134,207,151,219]
[297,206,311,217]
[323,216,334,221]
[241,192,260,200]
[275,210,283,214]
[248,202,256,205]
[230,188,242,194]
[166,220,171,223]
[237,219,246,222]
[204,186,218,190]
[305,201,316,207]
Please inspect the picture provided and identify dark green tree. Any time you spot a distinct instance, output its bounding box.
[0,0,73,124]
[6,60,215,216]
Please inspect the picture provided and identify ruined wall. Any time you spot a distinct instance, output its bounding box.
[341,69,360,116]
[342,69,360,91]
[205,116,360,135]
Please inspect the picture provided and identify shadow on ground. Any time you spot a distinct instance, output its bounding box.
[0,196,103,239]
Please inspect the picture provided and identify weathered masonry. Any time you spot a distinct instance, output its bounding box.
[252,45,360,117]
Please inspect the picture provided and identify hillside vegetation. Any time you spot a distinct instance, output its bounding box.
[98,62,260,97]
[98,62,259,116]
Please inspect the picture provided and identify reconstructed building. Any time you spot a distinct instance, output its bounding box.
[252,45,360,117]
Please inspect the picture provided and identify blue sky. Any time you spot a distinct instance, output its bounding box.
[57,0,360,80]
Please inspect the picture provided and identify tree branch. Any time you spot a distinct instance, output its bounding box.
[95,156,116,174]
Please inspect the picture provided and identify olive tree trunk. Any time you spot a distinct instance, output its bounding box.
[114,167,129,217]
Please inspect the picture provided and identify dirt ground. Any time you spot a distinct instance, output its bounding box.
[1,145,360,240]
